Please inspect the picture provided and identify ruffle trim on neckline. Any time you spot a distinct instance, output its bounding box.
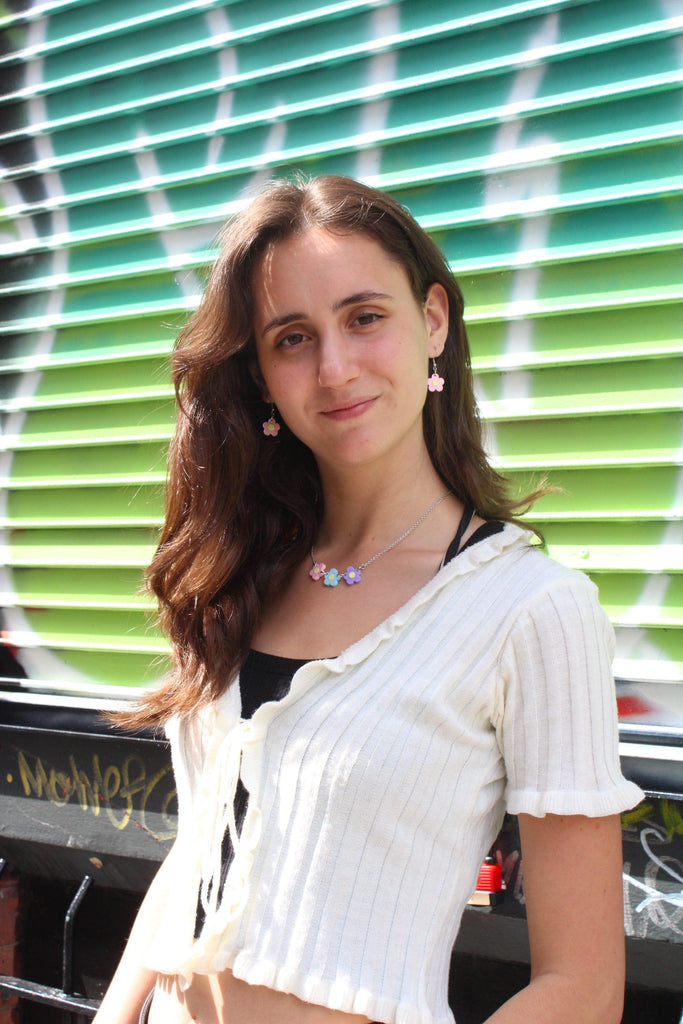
[303,522,528,666]
[321,522,527,665]
[238,522,532,732]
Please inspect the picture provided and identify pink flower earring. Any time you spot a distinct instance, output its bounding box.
[428,358,444,392]
[262,405,281,437]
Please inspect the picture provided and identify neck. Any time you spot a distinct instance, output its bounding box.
[315,451,453,555]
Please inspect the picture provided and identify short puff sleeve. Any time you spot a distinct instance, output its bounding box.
[494,573,643,817]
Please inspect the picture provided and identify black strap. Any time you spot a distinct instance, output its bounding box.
[448,502,476,557]
[443,506,505,565]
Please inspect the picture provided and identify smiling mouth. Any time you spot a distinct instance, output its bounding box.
[320,397,377,419]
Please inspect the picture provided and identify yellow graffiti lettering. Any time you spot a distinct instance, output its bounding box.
[661,799,683,838]
[13,746,177,842]
[120,756,148,818]
[622,803,653,827]
[160,784,179,839]
[17,750,49,798]
[101,762,130,830]
[68,754,100,815]
[137,762,178,841]
[48,770,73,806]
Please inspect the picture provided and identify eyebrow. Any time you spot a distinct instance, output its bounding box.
[333,290,392,311]
[261,291,392,336]
[261,312,307,336]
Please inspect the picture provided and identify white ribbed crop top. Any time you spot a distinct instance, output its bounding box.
[145,523,643,1024]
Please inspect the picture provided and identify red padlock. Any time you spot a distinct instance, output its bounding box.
[468,856,504,907]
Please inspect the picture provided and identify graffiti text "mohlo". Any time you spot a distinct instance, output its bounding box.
[16,749,177,839]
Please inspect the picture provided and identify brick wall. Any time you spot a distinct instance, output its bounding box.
[0,872,20,1024]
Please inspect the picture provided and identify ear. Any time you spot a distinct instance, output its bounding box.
[423,282,449,358]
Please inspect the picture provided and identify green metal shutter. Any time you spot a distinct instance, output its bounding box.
[0,0,681,704]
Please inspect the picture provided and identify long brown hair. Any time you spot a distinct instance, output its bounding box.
[125,174,542,728]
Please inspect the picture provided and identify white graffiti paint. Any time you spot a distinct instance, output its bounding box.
[354,4,400,181]
[477,12,561,448]
[623,827,683,938]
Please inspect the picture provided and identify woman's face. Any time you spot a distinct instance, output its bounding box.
[252,227,448,476]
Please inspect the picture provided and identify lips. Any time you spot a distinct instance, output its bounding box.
[320,396,378,420]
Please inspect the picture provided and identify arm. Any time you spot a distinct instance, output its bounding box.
[485,813,625,1024]
[93,842,179,1024]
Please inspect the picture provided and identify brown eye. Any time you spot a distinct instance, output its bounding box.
[354,312,381,326]
[277,332,307,349]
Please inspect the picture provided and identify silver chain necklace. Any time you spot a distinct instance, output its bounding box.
[309,492,450,588]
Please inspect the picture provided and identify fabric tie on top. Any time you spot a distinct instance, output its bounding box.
[177,702,268,988]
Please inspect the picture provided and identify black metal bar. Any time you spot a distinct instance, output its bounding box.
[62,874,93,996]
[0,974,99,1015]
[0,869,102,1018]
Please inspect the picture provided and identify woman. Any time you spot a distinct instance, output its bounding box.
[95,175,643,1024]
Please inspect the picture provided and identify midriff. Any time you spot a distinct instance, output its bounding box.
[148,968,373,1024]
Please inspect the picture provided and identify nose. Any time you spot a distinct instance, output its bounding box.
[317,332,359,388]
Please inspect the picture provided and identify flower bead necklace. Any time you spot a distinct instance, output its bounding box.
[309,492,450,588]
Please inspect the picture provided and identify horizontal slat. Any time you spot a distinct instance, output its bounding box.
[491,411,683,469]
[0,642,169,690]
[470,304,683,371]
[0,401,175,450]
[436,196,683,272]
[0,296,194,335]
[514,466,681,519]
[0,1,115,31]
[403,152,683,230]
[464,250,683,320]
[0,357,172,412]
[0,567,153,611]
[0,3,230,73]
[0,609,168,653]
[0,228,208,294]
[1,444,167,488]
[594,574,683,628]
[0,318,174,374]
[379,90,683,188]
[3,528,158,568]
[613,628,683,684]
[0,485,164,527]
[478,356,683,420]
[0,268,194,329]
[539,521,683,573]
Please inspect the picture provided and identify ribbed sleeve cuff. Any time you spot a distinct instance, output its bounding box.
[506,778,645,818]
